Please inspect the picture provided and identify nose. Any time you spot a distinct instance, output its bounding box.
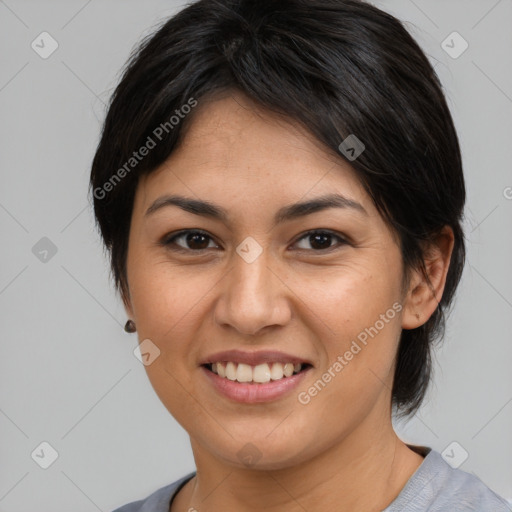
[213,246,292,336]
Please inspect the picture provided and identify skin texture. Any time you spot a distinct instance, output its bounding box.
[124,92,454,512]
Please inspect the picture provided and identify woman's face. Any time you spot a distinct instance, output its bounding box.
[125,93,409,470]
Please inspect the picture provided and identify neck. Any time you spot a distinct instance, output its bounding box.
[172,407,424,512]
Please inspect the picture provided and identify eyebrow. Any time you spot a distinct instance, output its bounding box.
[144,193,367,226]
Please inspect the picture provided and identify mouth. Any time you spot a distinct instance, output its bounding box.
[202,361,313,384]
[199,349,314,403]
[200,358,313,403]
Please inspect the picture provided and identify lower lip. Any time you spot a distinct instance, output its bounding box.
[201,365,312,403]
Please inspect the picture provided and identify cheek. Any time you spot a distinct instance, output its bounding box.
[128,263,212,428]
[126,256,201,401]
[299,257,401,339]
[128,250,202,327]
[295,259,403,412]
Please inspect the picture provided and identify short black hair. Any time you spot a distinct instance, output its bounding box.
[89,0,466,418]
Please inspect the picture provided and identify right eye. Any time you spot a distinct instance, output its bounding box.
[161,230,220,252]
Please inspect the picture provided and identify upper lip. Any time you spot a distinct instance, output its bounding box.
[199,349,313,367]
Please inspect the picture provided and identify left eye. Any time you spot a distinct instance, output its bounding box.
[162,229,347,252]
[293,230,348,251]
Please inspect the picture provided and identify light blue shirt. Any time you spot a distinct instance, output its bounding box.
[112,447,511,511]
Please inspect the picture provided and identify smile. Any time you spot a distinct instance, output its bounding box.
[201,361,312,403]
[205,361,307,383]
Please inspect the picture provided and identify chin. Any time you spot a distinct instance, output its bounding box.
[205,434,316,472]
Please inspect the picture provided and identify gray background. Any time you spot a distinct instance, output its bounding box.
[1,0,511,510]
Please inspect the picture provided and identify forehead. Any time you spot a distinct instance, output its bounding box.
[177,93,338,166]
[138,93,368,204]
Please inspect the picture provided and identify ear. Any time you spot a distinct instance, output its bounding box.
[402,226,455,330]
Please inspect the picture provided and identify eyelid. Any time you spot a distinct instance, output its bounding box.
[292,229,349,251]
[160,229,220,251]
[161,228,350,253]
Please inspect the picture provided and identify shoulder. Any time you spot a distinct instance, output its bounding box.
[111,472,196,512]
[385,448,511,511]
[430,451,511,511]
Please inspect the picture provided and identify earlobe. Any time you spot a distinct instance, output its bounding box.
[123,295,137,334]
[401,226,455,330]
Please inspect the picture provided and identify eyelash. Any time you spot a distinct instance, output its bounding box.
[160,229,349,254]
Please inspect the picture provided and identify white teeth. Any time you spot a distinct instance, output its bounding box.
[226,361,237,381]
[270,362,283,380]
[283,363,294,377]
[236,363,253,382]
[253,363,271,383]
[217,362,226,378]
[210,361,304,383]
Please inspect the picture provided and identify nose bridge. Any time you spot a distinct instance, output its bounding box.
[234,245,272,300]
[215,240,290,335]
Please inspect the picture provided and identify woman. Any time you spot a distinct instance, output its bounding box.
[90,0,510,510]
